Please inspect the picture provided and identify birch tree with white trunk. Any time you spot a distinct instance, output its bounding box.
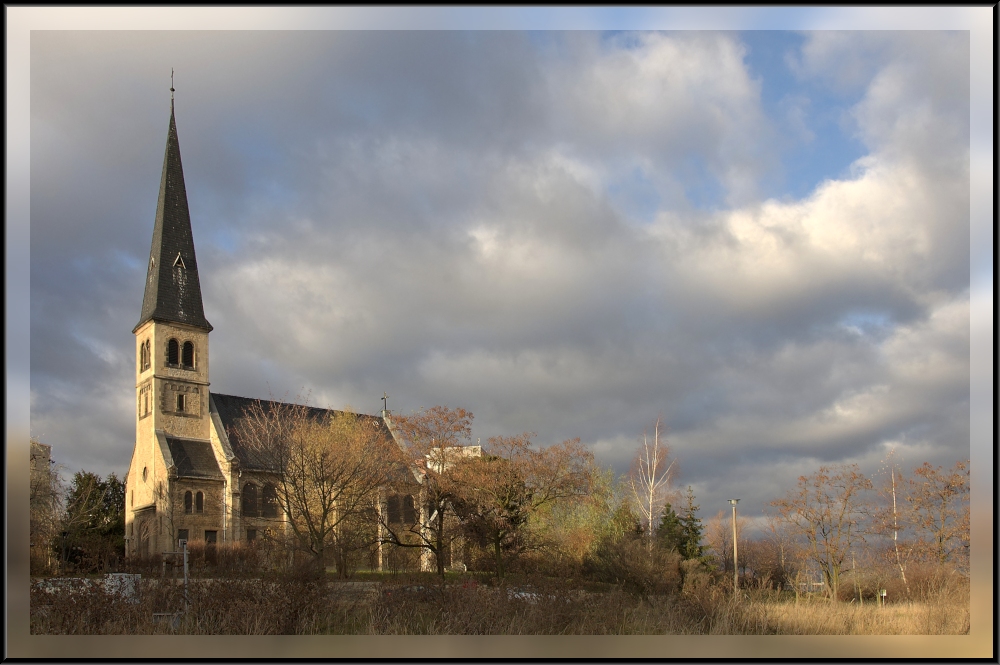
[628,417,676,548]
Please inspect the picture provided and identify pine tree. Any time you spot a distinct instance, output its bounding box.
[60,471,125,570]
[656,502,685,552]
[678,486,705,560]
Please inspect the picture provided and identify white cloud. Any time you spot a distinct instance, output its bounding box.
[28,30,971,523]
[544,32,777,207]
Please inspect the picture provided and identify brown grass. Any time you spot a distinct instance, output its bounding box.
[30,572,969,635]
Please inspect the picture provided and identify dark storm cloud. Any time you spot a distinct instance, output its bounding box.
[30,29,971,521]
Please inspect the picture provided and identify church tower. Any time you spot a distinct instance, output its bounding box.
[126,94,215,557]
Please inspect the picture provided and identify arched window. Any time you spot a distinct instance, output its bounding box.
[195,491,204,513]
[387,494,401,523]
[242,484,258,517]
[139,521,150,558]
[139,340,149,372]
[402,494,416,524]
[184,491,193,514]
[262,484,278,518]
[182,341,195,368]
[167,339,179,365]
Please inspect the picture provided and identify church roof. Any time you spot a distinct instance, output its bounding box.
[134,103,212,333]
[166,436,224,479]
[210,393,402,474]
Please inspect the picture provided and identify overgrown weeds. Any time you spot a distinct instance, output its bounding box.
[31,570,969,635]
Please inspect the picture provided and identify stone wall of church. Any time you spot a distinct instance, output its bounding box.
[169,478,228,546]
[144,320,212,442]
[234,471,285,543]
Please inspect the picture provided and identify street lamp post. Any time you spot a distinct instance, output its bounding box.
[728,499,740,593]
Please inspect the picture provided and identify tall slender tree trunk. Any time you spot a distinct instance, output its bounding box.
[890,469,910,596]
[827,566,839,603]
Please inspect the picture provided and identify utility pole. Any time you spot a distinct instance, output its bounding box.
[728,499,740,594]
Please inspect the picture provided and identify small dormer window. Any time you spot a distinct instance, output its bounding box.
[167,339,179,366]
[182,341,195,368]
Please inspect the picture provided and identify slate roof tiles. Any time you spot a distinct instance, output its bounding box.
[134,105,212,333]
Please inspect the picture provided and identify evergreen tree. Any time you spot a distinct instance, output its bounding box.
[678,486,705,560]
[656,502,685,552]
[60,471,125,570]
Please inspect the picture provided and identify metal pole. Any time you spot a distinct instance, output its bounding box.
[728,499,740,593]
[181,539,189,614]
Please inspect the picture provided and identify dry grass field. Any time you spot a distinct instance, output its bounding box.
[30,572,969,635]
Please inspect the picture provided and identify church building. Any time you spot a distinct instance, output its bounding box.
[123,98,427,564]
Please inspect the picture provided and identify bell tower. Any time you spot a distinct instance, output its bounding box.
[127,91,213,555]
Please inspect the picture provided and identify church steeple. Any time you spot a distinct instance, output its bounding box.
[134,98,212,333]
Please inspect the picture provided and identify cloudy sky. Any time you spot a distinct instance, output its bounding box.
[16,9,991,526]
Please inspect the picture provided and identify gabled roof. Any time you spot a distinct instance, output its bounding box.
[134,103,212,333]
[210,393,403,474]
[166,436,223,479]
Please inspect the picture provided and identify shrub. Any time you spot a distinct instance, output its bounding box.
[582,537,682,596]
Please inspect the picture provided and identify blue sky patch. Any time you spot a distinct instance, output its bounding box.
[739,31,868,201]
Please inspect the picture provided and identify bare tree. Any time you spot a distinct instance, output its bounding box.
[906,460,969,572]
[705,508,748,578]
[762,513,798,591]
[771,464,872,602]
[234,399,397,576]
[628,417,676,546]
[30,440,62,574]
[871,447,912,596]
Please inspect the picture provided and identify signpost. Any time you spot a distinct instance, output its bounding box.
[154,539,190,627]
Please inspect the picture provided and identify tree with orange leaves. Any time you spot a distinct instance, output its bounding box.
[382,406,476,577]
[449,434,594,578]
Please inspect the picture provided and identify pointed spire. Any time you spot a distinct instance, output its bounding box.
[134,87,212,333]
